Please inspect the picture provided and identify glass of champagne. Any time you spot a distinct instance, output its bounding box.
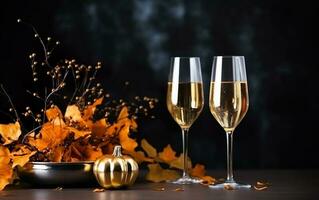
[167,57,204,184]
[209,56,251,189]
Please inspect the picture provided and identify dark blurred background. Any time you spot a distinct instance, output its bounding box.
[1,0,318,169]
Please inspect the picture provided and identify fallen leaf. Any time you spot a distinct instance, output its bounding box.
[224,184,235,190]
[173,188,184,192]
[153,187,165,191]
[141,139,157,158]
[200,176,216,185]
[158,144,177,163]
[146,163,180,183]
[0,122,21,145]
[93,188,105,192]
[190,164,206,178]
[254,186,268,191]
[55,187,63,191]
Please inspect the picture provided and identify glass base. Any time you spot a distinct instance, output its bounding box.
[169,176,202,185]
[209,181,251,189]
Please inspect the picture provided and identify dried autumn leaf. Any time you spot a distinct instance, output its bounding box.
[93,188,105,192]
[0,145,12,190]
[169,153,192,170]
[46,106,63,121]
[0,122,21,145]
[124,150,154,163]
[200,176,216,185]
[28,122,68,151]
[145,163,180,183]
[118,123,137,152]
[254,185,268,191]
[65,105,83,122]
[190,164,206,178]
[118,106,129,120]
[51,146,65,162]
[10,145,36,168]
[84,145,103,161]
[173,188,184,192]
[141,139,157,158]
[83,97,103,120]
[91,118,109,137]
[66,127,91,140]
[158,144,177,163]
[224,184,235,190]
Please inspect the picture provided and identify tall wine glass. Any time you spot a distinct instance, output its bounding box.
[209,56,251,189]
[167,57,204,184]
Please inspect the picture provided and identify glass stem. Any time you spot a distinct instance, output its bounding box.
[182,128,189,178]
[226,131,234,182]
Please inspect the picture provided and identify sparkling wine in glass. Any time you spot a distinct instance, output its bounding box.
[209,56,251,189]
[167,57,204,184]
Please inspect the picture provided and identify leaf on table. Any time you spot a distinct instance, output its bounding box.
[224,184,235,190]
[93,188,105,192]
[0,122,21,145]
[158,144,177,163]
[141,139,157,158]
[254,181,270,191]
[200,176,216,185]
[169,153,192,170]
[145,163,180,183]
[190,164,206,178]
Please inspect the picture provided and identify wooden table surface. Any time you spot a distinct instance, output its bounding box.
[0,170,317,200]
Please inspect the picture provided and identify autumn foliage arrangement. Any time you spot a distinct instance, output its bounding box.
[0,20,213,191]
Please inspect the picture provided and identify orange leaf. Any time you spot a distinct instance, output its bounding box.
[28,122,68,151]
[119,124,137,152]
[158,144,177,163]
[91,118,109,137]
[10,145,36,168]
[65,105,83,122]
[141,139,157,158]
[46,106,63,121]
[190,164,206,178]
[117,106,129,120]
[169,153,192,170]
[0,145,12,190]
[51,146,65,162]
[145,163,180,183]
[84,145,103,161]
[124,150,154,163]
[0,122,21,145]
[83,97,103,120]
[66,127,91,140]
[200,176,216,185]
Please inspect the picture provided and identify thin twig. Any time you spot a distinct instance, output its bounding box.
[0,84,21,124]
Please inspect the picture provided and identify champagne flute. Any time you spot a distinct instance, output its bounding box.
[209,56,251,189]
[167,57,204,184]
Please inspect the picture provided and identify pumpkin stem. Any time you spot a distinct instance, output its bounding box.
[113,145,123,157]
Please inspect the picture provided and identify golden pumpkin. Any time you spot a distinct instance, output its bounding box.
[93,145,139,189]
